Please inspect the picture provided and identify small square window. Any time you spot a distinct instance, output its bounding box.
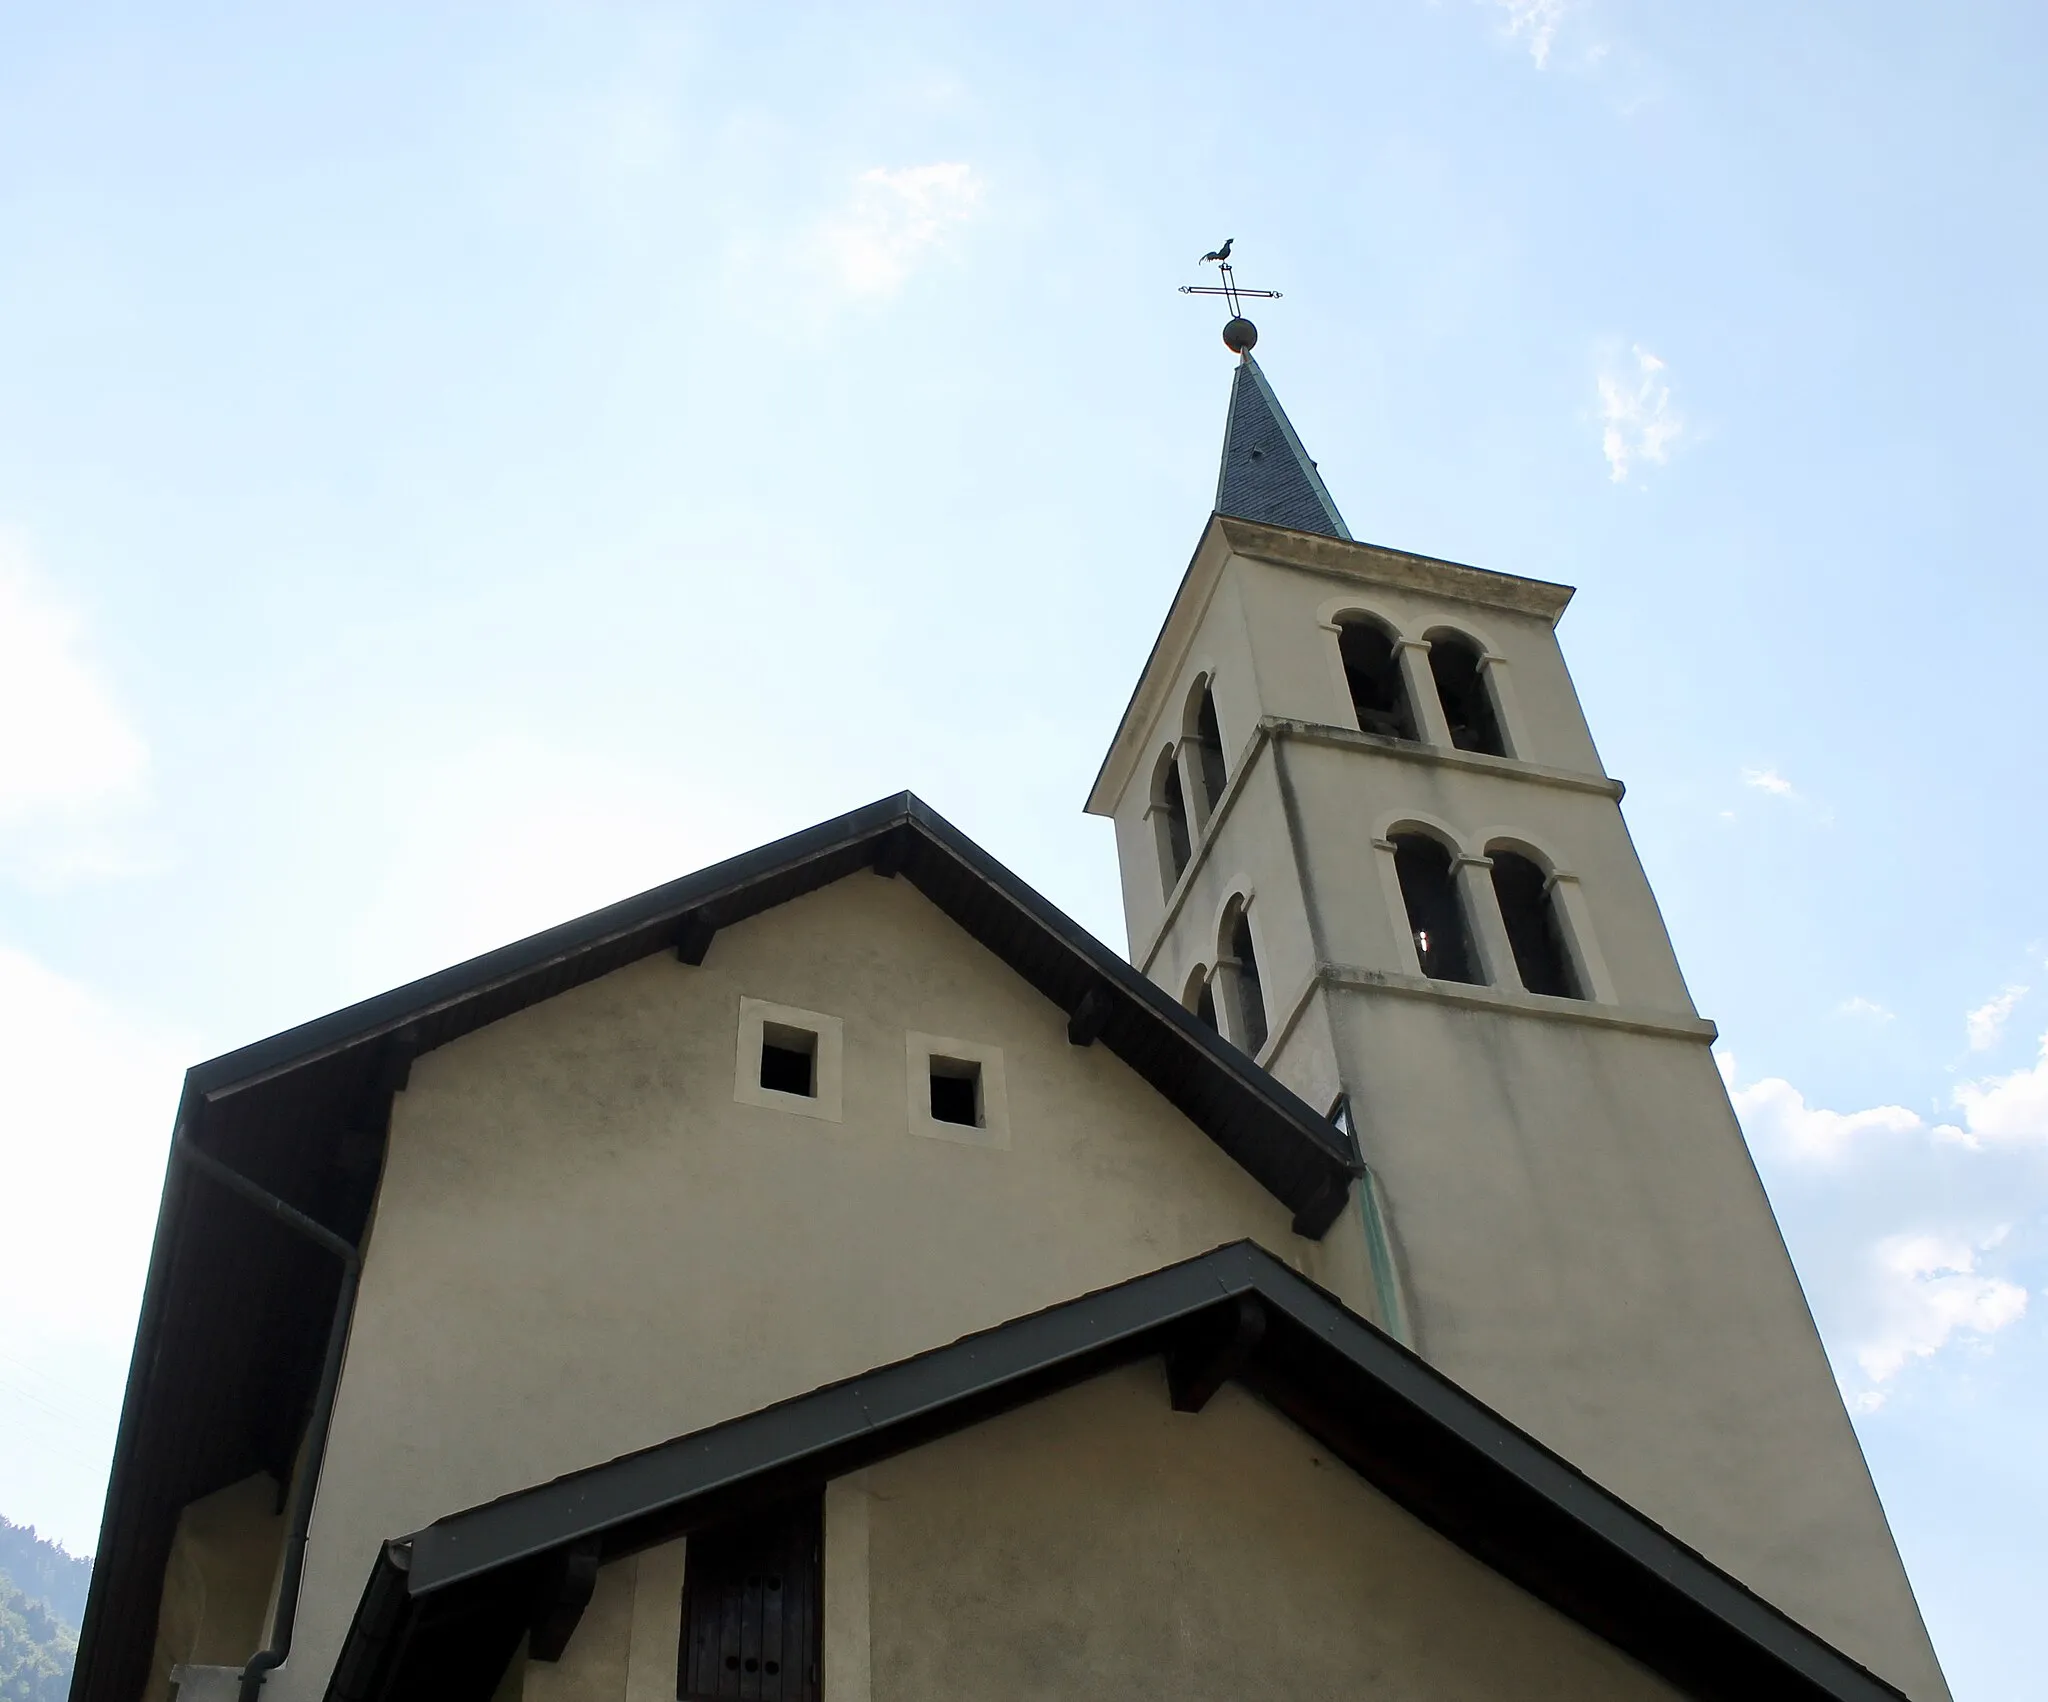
[928,1056,982,1127]
[735,998,843,1123]
[760,1023,818,1098]
[904,1032,1009,1148]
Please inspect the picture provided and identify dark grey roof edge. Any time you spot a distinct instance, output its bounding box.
[329,1242,1911,1702]
[175,788,1355,1201]
[79,793,1363,1702]
[181,793,921,1101]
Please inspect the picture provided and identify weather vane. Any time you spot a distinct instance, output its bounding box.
[1178,238,1283,355]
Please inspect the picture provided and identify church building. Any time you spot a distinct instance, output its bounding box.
[73,306,1953,1702]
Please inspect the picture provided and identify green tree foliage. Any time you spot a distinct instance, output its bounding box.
[0,1524,88,1631]
[0,1518,92,1702]
[0,1572,75,1702]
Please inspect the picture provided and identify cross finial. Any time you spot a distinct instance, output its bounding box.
[1179,240,1283,355]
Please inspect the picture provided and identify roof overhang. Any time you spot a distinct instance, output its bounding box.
[326,1242,1910,1702]
[1085,514,1578,817]
[73,796,1360,1702]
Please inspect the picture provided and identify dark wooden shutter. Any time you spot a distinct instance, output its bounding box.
[677,1494,822,1702]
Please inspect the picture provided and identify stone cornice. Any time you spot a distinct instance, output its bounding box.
[1216,516,1576,623]
[1320,963,1717,1043]
[1272,719,1624,799]
[1087,515,1579,819]
[1135,719,1624,976]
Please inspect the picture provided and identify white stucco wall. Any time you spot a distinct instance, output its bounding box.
[1093,524,1952,1702]
[267,872,1360,1702]
[853,1364,1685,1702]
[484,1364,1694,1702]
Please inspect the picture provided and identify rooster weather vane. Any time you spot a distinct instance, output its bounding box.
[1179,238,1282,354]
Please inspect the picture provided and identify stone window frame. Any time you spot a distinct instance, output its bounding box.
[734,997,846,1124]
[1147,743,1192,900]
[904,1030,1012,1150]
[1477,832,1617,1004]
[1370,812,1616,1004]
[1314,596,1528,761]
[1209,886,1269,1059]
[1419,621,1521,760]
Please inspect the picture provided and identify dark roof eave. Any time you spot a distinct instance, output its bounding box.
[179,791,1356,1218]
[328,1243,1912,1702]
[75,793,1361,1702]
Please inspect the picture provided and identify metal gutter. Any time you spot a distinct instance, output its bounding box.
[173,1136,368,1702]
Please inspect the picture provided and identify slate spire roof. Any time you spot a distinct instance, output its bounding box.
[1213,353,1352,541]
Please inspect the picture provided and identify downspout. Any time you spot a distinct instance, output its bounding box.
[172,1135,364,1702]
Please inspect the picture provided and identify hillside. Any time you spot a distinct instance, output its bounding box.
[0,1518,91,1702]
[0,1574,74,1702]
[0,1524,87,1631]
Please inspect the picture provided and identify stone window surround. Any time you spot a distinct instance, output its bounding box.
[734,996,846,1123]
[904,1030,1012,1150]
[1136,715,1623,983]
[1208,891,1266,1060]
[1146,664,1231,899]
[1368,825,1616,1006]
[1314,599,1526,762]
[733,1003,1014,1147]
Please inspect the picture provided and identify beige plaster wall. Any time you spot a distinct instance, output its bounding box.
[270,873,1351,1702]
[498,1536,686,1702]
[143,1473,283,1702]
[1098,538,1950,1701]
[1143,755,1321,1029]
[854,1363,1684,1702]
[1111,560,1265,953]
[1279,734,1693,1007]
[1328,991,1947,1699]
[1232,551,1606,774]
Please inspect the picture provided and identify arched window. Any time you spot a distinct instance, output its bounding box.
[1391,833,1480,984]
[1153,749,1191,893]
[1185,966,1219,1033]
[1191,683,1228,814]
[1224,900,1268,1055]
[1489,849,1581,998]
[1426,632,1507,757]
[1337,618,1417,741]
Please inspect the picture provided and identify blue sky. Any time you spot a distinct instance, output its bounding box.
[1,1,2042,1694]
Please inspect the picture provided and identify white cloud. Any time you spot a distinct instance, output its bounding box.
[0,945,186,1341]
[1485,0,1567,67]
[1966,984,2028,1052]
[1596,343,1684,483]
[0,943,188,1549]
[1948,1030,2048,1148]
[0,538,149,877]
[1839,997,1895,1023]
[819,162,984,298]
[1851,1230,2027,1395]
[1722,1051,2045,1411]
[1719,1052,1923,1162]
[1741,766,1796,799]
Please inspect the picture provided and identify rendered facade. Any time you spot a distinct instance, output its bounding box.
[73,347,1951,1702]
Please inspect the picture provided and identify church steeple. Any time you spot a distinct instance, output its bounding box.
[1086,274,1954,1700]
[1214,355,1351,540]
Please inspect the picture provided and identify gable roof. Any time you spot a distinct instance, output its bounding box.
[74,793,1360,1702]
[1214,353,1352,540]
[323,1241,1909,1702]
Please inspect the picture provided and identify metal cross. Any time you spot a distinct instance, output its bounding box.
[1178,257,1282,320]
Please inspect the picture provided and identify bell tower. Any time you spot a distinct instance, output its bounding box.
[1086,329,1952,1702]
